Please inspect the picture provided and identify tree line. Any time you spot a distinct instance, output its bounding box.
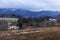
[17,16,52,29]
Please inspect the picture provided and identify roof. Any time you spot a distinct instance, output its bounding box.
[0,18,18,22]
[49,19,57,21]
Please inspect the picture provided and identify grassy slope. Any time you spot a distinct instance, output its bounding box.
[0,27,60,40]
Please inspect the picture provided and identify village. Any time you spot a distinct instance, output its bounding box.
[0,14,60,31]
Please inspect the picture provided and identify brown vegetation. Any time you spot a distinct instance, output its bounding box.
[0,27,60,40]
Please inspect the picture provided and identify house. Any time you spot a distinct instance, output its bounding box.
[0,14,19,31]
[8,26,19,30]
[49,18,57,22]
[46,18,57,27]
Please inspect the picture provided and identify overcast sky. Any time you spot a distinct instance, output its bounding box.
[0,0,60,11]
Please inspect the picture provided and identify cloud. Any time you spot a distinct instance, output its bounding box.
[0,0,60,11]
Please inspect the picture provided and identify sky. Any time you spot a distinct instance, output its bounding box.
[0,0,60,11]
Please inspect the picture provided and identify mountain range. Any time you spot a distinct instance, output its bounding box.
[0,8,60,18]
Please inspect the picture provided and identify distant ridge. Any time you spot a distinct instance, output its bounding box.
[0,8,60,18]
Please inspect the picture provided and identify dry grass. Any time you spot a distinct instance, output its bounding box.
[0,27,60,40]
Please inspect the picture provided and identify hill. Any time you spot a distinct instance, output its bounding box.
[0,8,60,18]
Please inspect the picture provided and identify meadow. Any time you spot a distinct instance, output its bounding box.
[0,27,60,40]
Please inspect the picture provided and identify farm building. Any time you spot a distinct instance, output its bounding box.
[0,17,18,31]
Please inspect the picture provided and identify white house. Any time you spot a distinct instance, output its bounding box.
[49,19,57,22]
